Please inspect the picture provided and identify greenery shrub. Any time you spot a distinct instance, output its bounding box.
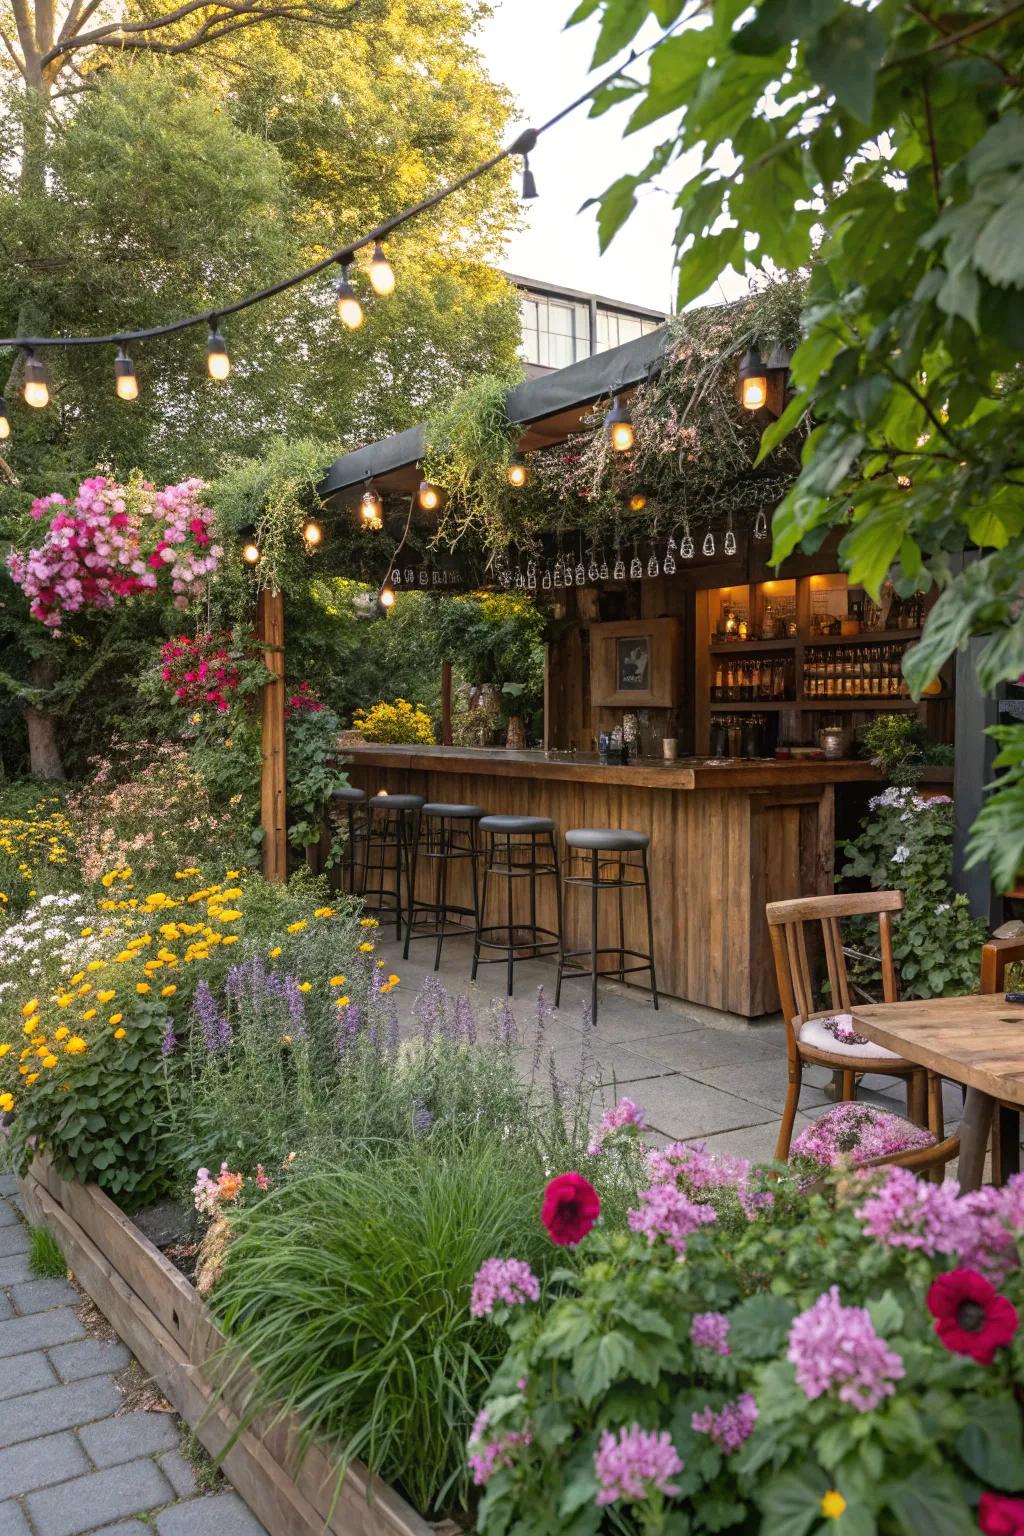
[0,790,78,916]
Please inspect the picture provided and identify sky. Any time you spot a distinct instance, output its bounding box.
[476,0,732,315]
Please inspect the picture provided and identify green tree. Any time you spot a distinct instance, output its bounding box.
[577,0,1024,889]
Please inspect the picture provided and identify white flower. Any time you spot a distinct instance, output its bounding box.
[935,902,949,915]
[891,845,911,864]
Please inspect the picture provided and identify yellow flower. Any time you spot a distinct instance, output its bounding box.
[114,952,134,964]
[54,1027,70,1042]
[161,985,177,998]
[96,990,116,1004]
[56,993,74,1008]
[108,1013,123,1026]
[80,926,94,937]
[269,947,283,958]
[226,870,240,879]
[69,971,84,986]
[135,982,151,995]
[313,906,335,919]
[224,738,233,748]
[0,1044,9,1058]
[330,975,347,987]
[113,1028,127,1040]
[221,935,239,945]
[216,910,242,922]
[821,1492,846,1521]
[286,921,307,934]
[360,917,379,928]
[298,982,312,993]
[86,960,104,973]
[41,1055,58,1070]
[334,996,350,1008]
[0,1092,13,1113]
[81,1009,97,1021]
[281,1033,292,1045]
[191,712,202,724]
[221,888,243,901]
[25,1072,39,1085]
[359,942,375,953]
[21,999,39,1017]
[387,974,400,986]
[64,1037,87,1054]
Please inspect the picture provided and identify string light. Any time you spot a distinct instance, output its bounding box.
[0,397,9,440]
[379,585,396,609]
[207,323,230,382]
[22,351,49,409]
[753,509,769,541]
[506,454,528,488]
[738,347,768,411]
[114,348,138,401]
[335,263,364,330]
[302,518,323,548]
[240,525,261,565]
[360,486,384,530]
[724,516,737,556]
[702,530,716,557]
[369,243,395,297]
[418,480,442,511]
[628,492,648,512]
[605,394,634,452]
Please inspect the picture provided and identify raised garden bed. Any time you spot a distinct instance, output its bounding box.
[19,1157,432,1536]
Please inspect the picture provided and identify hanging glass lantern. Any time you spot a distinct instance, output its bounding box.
[613,552,626,581]
[575,558,586,585]
[753,509,769,541]
[588,553,599,583]
[599,556,609,581]
[630,549,643,580]
[541,567,552,590]
[527,561,537,590]
[724,517,737,557]
[647,550,659,578]
[664,546,677,576]
[680,522,695,559]
[703,530,716,557]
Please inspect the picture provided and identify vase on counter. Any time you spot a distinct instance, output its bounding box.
[505,713,527,750]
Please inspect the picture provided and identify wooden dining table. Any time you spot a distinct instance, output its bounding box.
[851,992,1024,1192]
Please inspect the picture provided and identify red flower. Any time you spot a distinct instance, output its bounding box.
[979,1494,1024,1535]
[927,1269,1018,1365]
[541,1173,600,1246]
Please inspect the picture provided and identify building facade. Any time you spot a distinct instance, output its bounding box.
[507,273,668,376]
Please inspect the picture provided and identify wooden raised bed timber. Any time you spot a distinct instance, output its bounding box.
[18,1157,432,1536]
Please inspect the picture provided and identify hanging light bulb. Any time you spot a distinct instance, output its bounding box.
[680,520,695,559]
[703,530,716,557]
[753,509,769,541]
[302,518,323,548]
[664,545,676,576]
[360,486,383,530]
[0,397,9,440]
[335,262,364,330]
[207,323,230,382]
[605,394,634,452]
[647,549,659,578]
[613,552,626,580]
[628,492,648,512]
[521,154,538,200]
[526,561,537,590]
[368,242,395,297]
[22,350,49,409]
[418,480,442,511]
[738,347,768,411]
[598,556,609,581]
[630,548,642,580]
[724,518,737,557]
[506,454,528,488]
[240,525,261,566]
[379,585,396,610]
[114,348,138,401]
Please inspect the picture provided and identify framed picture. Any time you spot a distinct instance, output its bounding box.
[590,619,681,708]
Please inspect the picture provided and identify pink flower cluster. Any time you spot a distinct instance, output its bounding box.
[856,1166,1024,1282]
[691,1392,758,1453]
[645,1140,774,1221]
[7,475,221,632]
[627,1183,717,1258]
[284,680,325,718]
[594,1425,683,1506]
[192,1163,244,1217]
[161,634,241,713]
[787,1285,904,1411]
[467,1408,532,1487]
[791,1102,934,1169]
[470,1257,541,1319]
[588,1096,649,1156]
[691,1311,731,1356]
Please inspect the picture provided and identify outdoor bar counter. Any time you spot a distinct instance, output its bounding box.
[341,744,880,1017]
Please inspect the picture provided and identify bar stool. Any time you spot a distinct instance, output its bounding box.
[328,785,368,896]
[473,815,562,997]
[556,828,659,1023]
[361,793,424,941]
[404,803,485,969]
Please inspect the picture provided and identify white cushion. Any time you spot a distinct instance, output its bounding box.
[798,1016,900,1061]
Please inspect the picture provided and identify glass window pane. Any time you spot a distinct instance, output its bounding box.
[595,311,612,350]
[619,316,642,344]
[547,301,573,337]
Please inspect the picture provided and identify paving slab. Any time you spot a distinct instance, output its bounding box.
[25,1458,173,1536]
[2,1376,124,1447]
[0,1202,19,1227]
[0,1256,33,1286]
[48,1337,131,1383]
[618,1073,778,1141]
[0,1429,90,1500]
[0,1306,85,1361]
[0,1348,58,1400]
[156,1449,198,1499]
[8,1278,78,1315]
[0,1499,32,1535]
[155,1492,269,1536]
[0,1224,29,1258]
[80,1410,181,1467]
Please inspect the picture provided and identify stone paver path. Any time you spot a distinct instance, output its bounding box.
[0,1176,268,1536]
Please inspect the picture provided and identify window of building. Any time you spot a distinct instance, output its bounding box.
[520,296,591,368]
[595,310,661,353]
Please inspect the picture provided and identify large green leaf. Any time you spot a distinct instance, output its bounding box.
[804,7,886,123]
[759,1466,827,1536]
[732,0,841,56]
[957,1394,1024,1490]
[838,510,906,598]
[728,1294,798,1359]
[974,191,1024,289]
[885,1470,977,1536]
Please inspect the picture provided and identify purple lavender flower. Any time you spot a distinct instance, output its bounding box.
[412,975,448,1045]
[788,1286,904,1411]
[856,1167,1024,1283]
[594,1425,683,1507]
[496,1000,517,1046]
[691,1311,730,1356]
[691,1393,758,1453]
[413,1105,434,1134]
[628,1183,717,1258]
[160,1021,178,1057]
[335,1003,361,1059]
[532,985,553,1077]
[454,993,477,1045]
[194,980,231,1052]
[470,1257,540,1318]
[282,975,305,1026]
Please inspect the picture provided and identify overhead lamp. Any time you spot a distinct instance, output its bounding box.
[302,518,323,548]
[0,397,9,440]
[605,394,633,452]
[114,348,138,401]
[418,480,442,511]
[22,350,49,409]
[521,155,538,200]
[207,322,230,382]
[506,454,528,488]
[240,525,261,566]
[628,492,648,512]
[738,348,768,411]
[360,486,384,530]
[336,263,364,330]
[368,242,395,297]
[379,585,396,610]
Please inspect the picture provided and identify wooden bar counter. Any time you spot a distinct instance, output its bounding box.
[341,745,879,1018]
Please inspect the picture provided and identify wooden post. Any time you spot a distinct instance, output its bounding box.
[542,641,551,751]
[441,660,453,746]
[258,588,288,884]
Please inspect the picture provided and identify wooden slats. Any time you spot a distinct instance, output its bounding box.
[852,994,1024,1103]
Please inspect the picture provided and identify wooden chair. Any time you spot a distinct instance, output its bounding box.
[980,935,1024,1184]
[766,891,933,1161]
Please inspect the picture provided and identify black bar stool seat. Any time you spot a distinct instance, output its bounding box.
[557,826,659,1022]
[405,804,486,968]
[362,793,424,941]
[473,815,562,997]
[329,785,368,895]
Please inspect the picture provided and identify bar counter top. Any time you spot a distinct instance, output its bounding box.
[340,742,880,792]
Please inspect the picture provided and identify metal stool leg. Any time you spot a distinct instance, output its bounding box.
[643,849,659,1010]
[433,825,450,972]
[589,849,600,1023]
[472,839,490,982]
[617,858,626,982]
[504,832,516,997]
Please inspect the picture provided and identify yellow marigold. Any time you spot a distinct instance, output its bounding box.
[387,974,400,986]
[216,910,242,923]
[114,952,134,964]
[221,935,239,946]
[25,1072,39,1085]
[313,907,335,919]
[226,870,240,879]
[113,1028,127,1040]
[360,917,379,928]
[69,971,84,986]
[161,985,177,998]
[0,1044,9,1057]
[81,1009,97,1021]
[54,1027,70,1042]
[330,975,346,987]
[298,982,312,993]
[21,999,39,1017]
[359,942,374,953]
[56,993,75,1008]
[286,921,307,934]
[821,1492,846,1520]
[136,983,151,995]
[220,888,243,900]
[108,1014,123,1026]
[22,1021,37,1036]
[0,1092,13,1113]
[334,996,351,1008]
[269,947,283,958]
[41,1055,58,1070]
[86,961,104,973]
[64,1037,87,1055]
[96,990,116,1004]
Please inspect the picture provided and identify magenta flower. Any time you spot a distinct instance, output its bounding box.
[691,1311,730,1356]
[691,1393,758,1453]
[788,1286,904,1411]
[594,1425,683,1507]
[588,1096,649,1156]
[467,1407,532,1487]
[628,1183,716,1257]
[792,1103,933,1169]
[470,1258,541,1319]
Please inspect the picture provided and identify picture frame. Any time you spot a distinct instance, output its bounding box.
[590,618,681,709]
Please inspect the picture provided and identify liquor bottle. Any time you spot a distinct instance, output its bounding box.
[713,661,724,701]
[725,660,737,701]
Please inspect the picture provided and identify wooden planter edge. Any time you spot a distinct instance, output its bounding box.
[18,1159,433,1536]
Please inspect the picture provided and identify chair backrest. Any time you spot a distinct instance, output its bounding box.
[980,936,1024,993]
[765,890,905,1026]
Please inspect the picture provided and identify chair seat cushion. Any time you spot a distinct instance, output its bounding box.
[565,827,649,852]
[368,793,424,811]
[798,1014,901,1061]
[330,785,367,803]
[791,1102,936,1169]
[422,803,486,818]
[479,815,553,834]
